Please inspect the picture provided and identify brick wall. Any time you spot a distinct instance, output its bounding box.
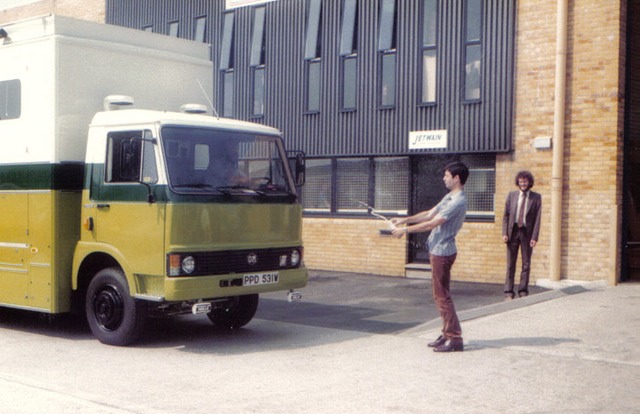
[303,218,407,277]
[0,0,104,24]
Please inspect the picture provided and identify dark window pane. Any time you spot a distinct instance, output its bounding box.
[465,44,481,101]
[194,16,207,42]
[422,0,437,47]
[342,56,357,110]
[305,0,322,59]
[340,0,357,55]
[307,60,321,112]
[380,52,396,107]
[223,71,235,117]
[253,67,265,116]
[250,7,266,66]
[220,13,234,70]
[378,0,396,51]
[466,0,482,42]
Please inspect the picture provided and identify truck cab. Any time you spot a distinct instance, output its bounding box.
[73,100,307,345]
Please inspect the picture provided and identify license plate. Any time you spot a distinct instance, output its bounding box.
[243,272,279,286]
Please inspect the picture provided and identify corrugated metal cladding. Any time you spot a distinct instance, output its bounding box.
[106,0,516,157]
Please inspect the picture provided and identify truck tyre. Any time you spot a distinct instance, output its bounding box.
[85,267,146,346]
[207,294,259,330]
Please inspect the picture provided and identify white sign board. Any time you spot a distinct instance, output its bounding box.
[226,0,276,9]
[409,130,448,150]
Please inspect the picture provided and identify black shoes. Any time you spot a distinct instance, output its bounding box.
[428,335,464,352]
[433,339,464,353]
[427,335,446,348]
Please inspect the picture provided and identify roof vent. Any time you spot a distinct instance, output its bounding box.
[104,95,134,111]
[180,104,208,114]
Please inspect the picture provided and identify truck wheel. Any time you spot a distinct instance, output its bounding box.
[207,294,259,330]
[86,267,146,346]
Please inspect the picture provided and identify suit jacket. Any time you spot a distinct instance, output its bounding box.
[502,190,542,241]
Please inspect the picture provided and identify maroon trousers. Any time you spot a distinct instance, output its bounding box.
[430,253,462,340]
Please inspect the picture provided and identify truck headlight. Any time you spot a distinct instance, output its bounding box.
[182,256,196,274]
[291,249,300,267]
[169,254,196,276]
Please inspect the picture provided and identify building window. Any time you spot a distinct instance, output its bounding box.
[223,72,235,118]
[339,0,358,56]
[168,21,179,37]
[250,6,266,118]
[220,12,235,117]
[464,0,482,102]
[337,158,369,212]
[302,159,332,212]
[340,0,358,111]
[374,157,409,213]
[306,61,321,113]
[304,0,322,113]
[460,154,495,217]
[378,0,397,109]
[0,79,21,121]
[302,156,409,216]
[421,0,437,104]
[341,57,357,111]
[194,16,207,42]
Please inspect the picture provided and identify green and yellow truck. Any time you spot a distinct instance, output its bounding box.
[0,15,307,345]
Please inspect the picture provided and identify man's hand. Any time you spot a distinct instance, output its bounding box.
[502,235,509,243]
[391,226,407,239]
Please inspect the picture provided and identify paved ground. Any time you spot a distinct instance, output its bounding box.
[0,270,638,413]
[257,270,548,335]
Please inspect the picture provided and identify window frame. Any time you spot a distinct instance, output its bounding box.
[304,0,323,114]
[377,0,397,110]
[339,0,358,112]
[167,20,179,37]
[463,0,483,103]
[250,6,267,119]
[194,15,207,42]
[419,0,438,106]
[220,11,236,117]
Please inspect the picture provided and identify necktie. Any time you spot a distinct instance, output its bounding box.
[517,192,526,227]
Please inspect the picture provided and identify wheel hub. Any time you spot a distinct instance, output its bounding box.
[93,285,124,331]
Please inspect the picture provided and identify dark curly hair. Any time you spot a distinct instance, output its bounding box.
[515,171,535,189]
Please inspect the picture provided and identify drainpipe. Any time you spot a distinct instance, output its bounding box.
[550,0,569,281]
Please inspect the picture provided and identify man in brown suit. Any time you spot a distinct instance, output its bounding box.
[502,171,542,300]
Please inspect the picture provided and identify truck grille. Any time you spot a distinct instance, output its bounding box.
[167,247,302,277]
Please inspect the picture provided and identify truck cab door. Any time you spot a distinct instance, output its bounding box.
[91,130,165,276]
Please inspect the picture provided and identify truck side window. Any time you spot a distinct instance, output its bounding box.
[0,79,21,120]
[106,130,157,183]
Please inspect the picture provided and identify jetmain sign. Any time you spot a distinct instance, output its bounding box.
[226,0,276,9]
[409,130,448,150]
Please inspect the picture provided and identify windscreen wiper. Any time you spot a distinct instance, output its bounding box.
[216,186,266,196]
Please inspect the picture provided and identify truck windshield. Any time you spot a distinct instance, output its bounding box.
[161,126,295,197]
